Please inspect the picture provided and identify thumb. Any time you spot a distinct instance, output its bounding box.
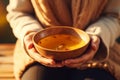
[91,36,100,51]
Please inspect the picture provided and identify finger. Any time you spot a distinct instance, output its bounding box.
[24,32,35,49]
[26,41,34,49]
[63,36,100,65]
[28,47,64,67]
[63,47,95,65]
[76,63,90,70]
[64,61,90,69]
[28,47,55,65]
[24,33,63,67]
[91,36,100,50]
[64,62,84,68]
[24,32,54,64]
[46,62,64,68]
[75,36,100,62]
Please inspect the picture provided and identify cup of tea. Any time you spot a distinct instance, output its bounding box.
[33,26,90,61]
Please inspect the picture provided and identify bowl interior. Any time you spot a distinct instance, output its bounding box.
[33,27,90,51]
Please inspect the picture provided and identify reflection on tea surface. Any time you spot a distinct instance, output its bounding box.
[38,34,85,50]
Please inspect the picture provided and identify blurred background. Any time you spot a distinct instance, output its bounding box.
[0,0,16,43]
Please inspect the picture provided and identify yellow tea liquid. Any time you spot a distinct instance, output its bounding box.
[38,34,86,50]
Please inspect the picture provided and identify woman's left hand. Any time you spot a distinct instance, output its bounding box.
[62,35,100,69]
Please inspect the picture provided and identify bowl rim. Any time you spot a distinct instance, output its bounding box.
[32,26,90,52]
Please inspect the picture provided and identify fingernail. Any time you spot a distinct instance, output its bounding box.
[64,60,70,64]
[92,43,96,50]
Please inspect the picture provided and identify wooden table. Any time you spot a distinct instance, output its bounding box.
[0,44,15,80]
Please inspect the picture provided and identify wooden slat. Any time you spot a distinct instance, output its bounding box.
[0,44,15,80]
[0,78,15,80]
[0,56,13,64]
[0,64,13,72]
[0,44,15,49]
[0,44,15,56]
[0,72,14,78]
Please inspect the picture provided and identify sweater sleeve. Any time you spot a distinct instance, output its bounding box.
[6,0,43,42]
[85,0,120,61]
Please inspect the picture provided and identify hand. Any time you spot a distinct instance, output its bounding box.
[24,32,63,67]
[62,35,100,69]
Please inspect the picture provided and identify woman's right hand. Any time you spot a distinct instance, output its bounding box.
[23,32,63,68]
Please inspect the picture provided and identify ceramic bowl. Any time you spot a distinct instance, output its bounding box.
[33,26,90,61]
